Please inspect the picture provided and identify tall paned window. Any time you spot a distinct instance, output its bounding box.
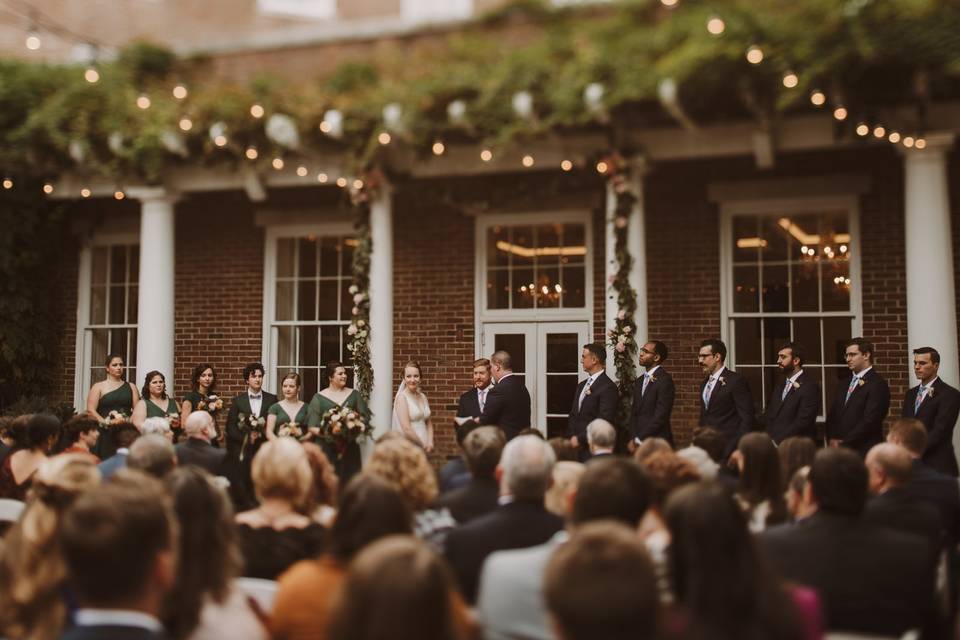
[83,244,139,389]
[726,209,858,416]
[269,234,355,398]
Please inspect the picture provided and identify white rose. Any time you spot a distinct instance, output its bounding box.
[347,325,358,336]
[349,285,359,294]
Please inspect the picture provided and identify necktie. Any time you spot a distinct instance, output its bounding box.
[845,376,859,403]
[579,378,593,410]
[782,379,792,401]
[478,389,486,412]
[914,385,927,414]
[641,373,651,396]
[702,378,715,408]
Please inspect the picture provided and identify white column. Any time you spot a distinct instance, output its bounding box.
[904,133,958,386]
[129,187,178,388]
[368,185,394,440]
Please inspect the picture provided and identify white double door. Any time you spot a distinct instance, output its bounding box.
[481,321,591,439]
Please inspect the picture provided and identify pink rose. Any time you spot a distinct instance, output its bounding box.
[607,275,616,284]
[353,293,364,304]
[615,342,626,353]
[352,306,360,315]
[615,215,628,229]
[617,310,626,321]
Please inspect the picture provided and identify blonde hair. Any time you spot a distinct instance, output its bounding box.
[366,438,438,511]
[251,438,312,505]
[545,461,586,517]
[0,454,101,639]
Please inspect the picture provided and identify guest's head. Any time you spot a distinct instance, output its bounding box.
[778,437,817,489]
[127,434,177,478]
[191,364,216,392]
[633,437,672,464]
[580,343,606,374]
[242,362,265,392]
[545,461,585,517]
[462,426,505,480]
[184,411,215,442]
[161,466,240,639]
[676,446,719,482]
[866,443,913,495]
[472,358,492,390]
[0,416,15,447]
[401,361,422,394]
[327,536,459,640]
[913,346,941,384]
[572,457,651,527]
[808,447,868,516]
[59,470,176,613]
[640,451,701,511]
[366,437,438,512]
[498,435,556,501]
[548,436,579,462]
[692,427,725,464]
[698,338,727,375]
[517,427,545,439]
[141,371,169,401]
[544,522,658,640]
[23,413,61,453]
[785,466,816,521]
[141,417,174,442]
[280,372,302,401]
[301,442,339,514]
[844,337,875,373]
[490,350,513,381]
[113,423,141,451]
[324,361,348,390]
[586,419,616,454]
[638,340,668,369]
[252,438,312,508]
[736,433,785,519]
[59,414,100,452]
[329,475,412,564]
[887,417,927,458]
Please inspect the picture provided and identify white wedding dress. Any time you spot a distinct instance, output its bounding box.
[394,390,431,444]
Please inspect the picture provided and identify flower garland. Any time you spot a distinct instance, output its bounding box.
[604,153,639,429]
[346,172,378,404]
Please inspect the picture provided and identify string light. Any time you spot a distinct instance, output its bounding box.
[902,136,915,148]
[480,149,493,162]
[706,17,725,35]
[250,104,265,118]
[561,160,573,171]
[596,161,609,174]
[84,67,99,83]
[336,177,348,187]
[172,85,188,100]
[746,46,764,64]
[136,94,151,110]
[25,31,41,51]
[317,172,328,183]
[245,147,258,160]
[888,131,901,144]
[80,188,91,198]
[432,141,445,155]
[810,90,826,106]
[319,120,332,133]
[873,126,886,138]
[214,135,227,147]
[114,190,124,200]
[272,158,284,170]
[378,132,391,145]
[353,179,364,189]
[2,179,13,189]
[179,118,193,131]
[856,123,869,136]
[660,0,678,6]
[832,106,847,121]
[915,138,927,150]
[42,183,53,194]
[782,72,798,88]
[296,165,308,177]
[522,154,535,167]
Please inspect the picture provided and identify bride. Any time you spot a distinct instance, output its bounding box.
[391,361,434,453]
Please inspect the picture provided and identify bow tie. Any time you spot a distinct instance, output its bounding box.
[250,394,262,399]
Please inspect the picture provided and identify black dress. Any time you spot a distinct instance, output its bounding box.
[236,522,326,580]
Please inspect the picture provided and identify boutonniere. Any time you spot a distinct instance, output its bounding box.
[857,378,865,387]
[928,387,936,398]
[718,377,726,386]
[585,387,592,396]
[649,375,657,383]
[792,381,801,390]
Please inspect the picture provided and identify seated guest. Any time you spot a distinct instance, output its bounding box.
[435,427,505,524]
[0,413,60,500]
[544,461,585,518]
[0,416,15,467]
[666,484,812,640]
[778,436,817,489]
[585,418,616,458]
[632,437,672,464]
[58,470,175,640]
[57,415,101,462]
[141,416,174,442]
[174,411,226,476]
[761,448,936,635]
[127,434,178,479]
[785,466,817,522]
[734,433,788,532]
[478,457,651,640]
[676,446,719,482]
[270,475,413,640]
[301,443,339,527]
[161,467,267,640]
[544,522,659,640]
[98,423,140,479]
[691,426,726,465]
[327,536,476,640]
[547,436,578,462]
[0,455,100,640]
[444,435,563,604]
[235,438,325,579]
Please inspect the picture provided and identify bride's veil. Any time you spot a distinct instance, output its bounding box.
[390,381,405,432]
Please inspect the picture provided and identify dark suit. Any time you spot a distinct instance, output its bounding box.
[478,375,531,440]
[905,459,960,546]
[699,367,754,457]
[761,511,935,635]
[455,386,490,442]
[865,486,943,553]
[902,378,960,476]
[62,625,166,640]
[628,367,675,444]
[224,390,277,508]
[444,499,563,603]
[175,437,227,476]
[763,370,820,444]
[567,371,618,454]
[435,476,499,524]
[825,368,890,456]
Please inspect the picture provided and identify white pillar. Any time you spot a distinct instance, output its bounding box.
[904,133,958,387]
[368,185,394,440]
[129,187,178,389]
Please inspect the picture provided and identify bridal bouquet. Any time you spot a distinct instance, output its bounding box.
[278,421,304,439]
[238,412,267,461]
[319,406,371,457]
[196,394,224,415]
[100,409,130,428]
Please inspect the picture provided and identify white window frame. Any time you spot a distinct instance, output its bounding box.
[401,0,473,24]
[256,0,337,19]
[73,231,140,409]
[261,221,356,392]
[719,195,863,413]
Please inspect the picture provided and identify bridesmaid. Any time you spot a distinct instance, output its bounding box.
[85,353,139,459]
[307,361,369,485]
[180,363,219,424]
[267,372,309,441]
[132,371,181,430]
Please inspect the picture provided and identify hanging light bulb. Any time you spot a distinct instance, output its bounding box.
[432,141,445,156]
[522,154,535,167]
[782,72,798,88]
[136,94,151,110]
[560,160,573,171]
[832,106,848,121]
[745,46,764,65]
[250,104,265,118]
[706,17,725,35]
[873,126,886,138]
[480,149,493,162]
[42,183,54,194]
[179,118,193,131]
[810,90,826,106]
[84,67,100,83]
[80,188,91,198]
[172,84,188,100]
[25,30,41,51]
[2,179,13,190]
[245,147,258,160]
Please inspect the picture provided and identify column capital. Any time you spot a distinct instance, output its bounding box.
[125,186,180,204]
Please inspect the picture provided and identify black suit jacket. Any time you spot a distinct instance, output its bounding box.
[864,486,943,553]
[761,511,935,636]
[567,371,618,442]
[699,368,754,456]
[902,379,960,476]
[628,368,675,444]
[905,459,960,546]
[478,375,531,440]
[763,370,820,444]
[825,369,890,456]
[174,438,227,475]
[444,499,563,603]
[435,476,499,524]
[62,625,166,640]
[455,386,490,442]
[225,391,278,454]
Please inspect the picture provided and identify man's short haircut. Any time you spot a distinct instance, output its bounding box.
[809,448,868,515]
[184,410,213,438]
[141,417,172,438]
[913,346,941,364]
[583,343,606,365]
[59,470,174,606]
[500,435,556,500]
[586,419,616,449]
[127,434,177,478]
[649,340,668,363]
[845,337,875,361]
[691,427,726,464]
[699,338,727,361]
[887,417,927,456]
[242,362,265,381]
[779,342,806,366]
[572,458,651,527]
[490,350,512,370]
[548,437,579,462]
[544,522,658,640]
[462,427,506,479]
[113,422,141,449]
[472,358,491,369]
[867,443,913,486]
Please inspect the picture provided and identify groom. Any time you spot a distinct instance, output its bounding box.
[476,350,531,440]
[225,362,277,508]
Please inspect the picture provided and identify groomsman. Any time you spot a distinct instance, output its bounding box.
[764,342,820,444]
[825,338,890,457]
[567,343,618,459]
[225,362,277,507]
[477,351,531,440]
[902,347,960,476]
[456,358,494,438]
[628,340,675,449]
[698,338,754,459]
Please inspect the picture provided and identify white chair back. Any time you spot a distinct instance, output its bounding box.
[234,577,278,613]
[0,498,25,523]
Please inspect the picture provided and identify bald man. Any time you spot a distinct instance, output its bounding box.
[864,443,941,553]
[174,411,226,476]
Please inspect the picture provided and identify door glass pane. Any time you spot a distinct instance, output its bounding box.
[546,333,579,371]
[108,286,126,324]
[787,214,820,260]
[339,280,353,321]
[319,237,340,277]
[91,247,108,285]
[546,417,568,440]
[318,280,337,320]
[760,217,789,262]
[563,224,586,265]
[738,366,763,414]
[732,216,759,262]
[825,366,846,409]
[128,285,138,324]
[129,247,139,282]
[90,286,106,324]
[276,326,295,366]
[298,281,317,321]
[488,226,510,268]
[340,326,354,366]
[110,247,126,284]
[546,375,578,414]
[511,226,535,267]
[321,326,341,365]
[537,266,560,309]
[494,334,526,374]
[792,261,818,312]
[302,368,319,399]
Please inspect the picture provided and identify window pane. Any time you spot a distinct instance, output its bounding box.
[91,247,108,285]
[319,237,340,277]
[340,326,354,366]
[493,334,526,374]
[537,224,561,267]
[511,226,535,267]
[760,217,788,262]
[110,247,126,284]
[825,366,847,409]
[763,317,791,366]
[302,368,319,399]
[732,216,759,262]
[299,238,318,278]
[299,326,319,367]
[792,261,819,312]
[129,247,139,282]
[342,237,355,270]
[734,318,761,365]
[823,317,853,365]
[128,285,139,324]
[275,282,294,321]
[321,326,341,365]
[340,279,353,321]
[318,280,338,320]
[733,266,759,312]
[563,224,586,265]
[108,286,126,324]
[297,280,316,321]
[546,417,567,440]
[488,226,510,268]
[738,366,764,415]
[803,366,826,416]
[276,326,295,366]
[90,329,109,372]
[90,286,106,324]
[792,317,822,364]
[487,269,510,309]
[276,238,295,277]
[546,375,578,414]
[786,214,820,260]
[536,266,560,309]
[762,265,789,312]
[561,266,585,308]
[128,329,137,375]
[546,333,579,371]
[512,268,534,309]
[822,262,850,311]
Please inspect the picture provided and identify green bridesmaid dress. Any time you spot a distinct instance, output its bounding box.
[95,383,134,459]
[307,389,369,485]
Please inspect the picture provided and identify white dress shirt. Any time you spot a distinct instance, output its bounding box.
[248,390,263,416]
